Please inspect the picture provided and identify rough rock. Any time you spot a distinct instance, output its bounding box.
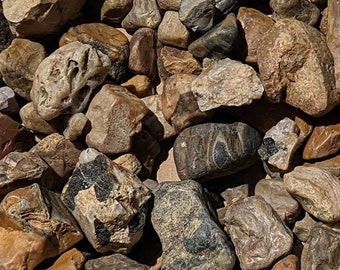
[220,184,249,208]
[305,154,340,177]
[61,148,151,253]
[191,58,263,111]
[224,196,294,270]
[173,122,262,181]
[0,2,14,52]
[86,84,148,155]
[121,75,154,98]
[0,86,18,114]
[215,0,237,13]
[113,153,142,176]
[100,0,133,23]
[156,147,181,182]
[272,254,299,270]
[284,166,340,222]
[293,212,317,242]
[152,180,235,270]
[47,248,86,270]
[0,38,46,100]
[257,18,340,117]
[157,0,181,10]
[63,113,88,141]
[30,41,111,121]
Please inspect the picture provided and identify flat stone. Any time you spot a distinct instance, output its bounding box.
[31,41,111,121]
[63,113,88,141]
[113,153,143,177]
[157,0,181,10]
[121,75,154,98]
[0,38,46,100]
[47,248,86,270]
[86,84,148,155]
[215,0,237,13]
[152,180,235,270]
[192,58,263,111]
[156,147,181,183]
[61,148,151,253]
[0,2,14,52]
[284,166,340,222]
[293,212,317,242]
[304,154,340,177]
[0,86,19,114]
[100,0,132,24]
[272,254,299,270]
[224,196,294,270]
[173,122,262,181]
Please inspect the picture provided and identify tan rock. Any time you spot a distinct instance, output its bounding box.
[47,248,86,270]
[63,113,88,141]
[320,7,328,35]
[100,0,132,23]
[156,147,181,182]
[0,86,19,115]
[121,74,154,98]
[113,153,143,176]
[157,0,181,10]
[293,212,317,242]
[271,254,299,270]
[304,154,340,177]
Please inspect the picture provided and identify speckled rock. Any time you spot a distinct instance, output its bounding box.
[0,86,18,114]
[100,0,133,23]
[293,212,317,242]
[61,148,151,253]
[173,122,262,181]
[157,0,181,10]
[121,75,154,98]
[224,196,294,270]
[30,41,111,121]
[272,254,299,270]
[152,180,235,270]
[63,113,88,141]
[47,248,86,270]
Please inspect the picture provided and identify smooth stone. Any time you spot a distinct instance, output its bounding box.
[215,0,237,13]
[272,254,299,270]
[113,153,143,177]
[121,75,154,98]
[304,154,340,177]
[0,86,18,114]
[152,180,236,270]
[173,122,262,181]
[224,196,294,270]
[157,0,180,10]
[156,147,181,183]
[63,113,88,141]
[30,41,111,121]
[100,0,132,23]
[0,2,14,52]
[47,248,86,270]
[293,212,318,242]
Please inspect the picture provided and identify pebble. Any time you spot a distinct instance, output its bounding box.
[47,248,86,270]
[63,113,88,141]
[0,86,18,114]
[100,0,132,23]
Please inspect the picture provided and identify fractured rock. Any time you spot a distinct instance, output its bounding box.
[113,153,143,176]
[122,75,154,98]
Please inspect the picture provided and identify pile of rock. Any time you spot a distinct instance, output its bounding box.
[0,0,339,269]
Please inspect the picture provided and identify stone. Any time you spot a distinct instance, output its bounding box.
[157,46,202,81]
[215,0,237,14]
[293,212,317,242]
[188,13,238,59]
[100,0,133,24]
[301,223,340,270]
[47,248,86,270]
[224,196,294,270]
[86,84,149,155]
[61,148,151,253]
[179,0,215,33]
[284,166,340,222]
[191,58,263,112]
[157,0,181,10]
[0,86,18,114]
[156,147,181,182]
[158,11,192,49]
[258,18,340,117]
[60,23,129,83]
[31,41,110,121]
[113,153,143,176]
[152,180,236,270]
[2,0,86,37]
[272,254,299,270]
[85,253,149,270]
[0,2,14,52]
[304,154,340,177]
[220,184,249,208]
[0,38,46,100]
[121,0,161,32]
[63,113,88,141]
[320,7,328,35]
[173,122,262,181]
[121,75,154,98]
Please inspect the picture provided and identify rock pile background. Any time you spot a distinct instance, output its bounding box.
[0,0,339,269]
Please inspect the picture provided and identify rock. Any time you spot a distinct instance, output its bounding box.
[156,147,181,182]
[224,196,294,270]
[284,166,340,222]
[121,0,161,32]
[85,253,149,270]
[2,0,86,37]
[320,7,328,35]
[179,0,215,33]
[59,23,129,83]
[220,184,249,208]
[191,58,263,111]
[257,18,339,117]
[0,86,19,114]
[100,0,132,24]
[270,0,320,26]
[0,2,14,52]
[304,154,340,177]
[173,122,262,181]
[188,13,238,59]
[86,84,148,155]
[215,0,237,13]
[272,254,299,270]
[113,153,143,176]
[293,212,317,242]
[121,75,154,98]
[301,223,340,270]
[30,41,111,121]
[61,148,151,253]
[157,0,181,10]
[63,113,88,141]
[152,180,235,270]
[47,248,86,270]
[0,38,46,100]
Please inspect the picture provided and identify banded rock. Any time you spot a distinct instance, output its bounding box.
[293,212,318,242]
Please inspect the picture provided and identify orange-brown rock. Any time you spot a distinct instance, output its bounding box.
[271,254,299,270]
[47,248,86,270]
[305,154,340,177]
[113,153,143,176]
[121,74,154,98]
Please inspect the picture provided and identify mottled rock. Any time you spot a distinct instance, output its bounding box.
[293,212,317,242]
[152,180,235,270]
[61,148,151,253]
[121,75,154,98]
[156,147,181,182]
[113,153,142,176]
[100,0,132,23]
[31,41,111,121]
[0,2,14,52]
[284,166,340,222]
[220,184,249,208]
[63,113,88,141]
[272,254,299,270]
[305,154,340,177]
[86,84,148,155]
[0,86,18,114]
[192,58,263,111]
[47,248,86,270]
[215,0,237,13]
[258,18,339,117]
[224,196,293,270]
[188,13,238,59]
[174,122,262,181]
[0,38,46,100]
[157,0,180,10]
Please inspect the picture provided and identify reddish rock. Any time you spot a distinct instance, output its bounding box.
[271,254,299,270]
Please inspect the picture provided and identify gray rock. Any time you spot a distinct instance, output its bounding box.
[0,86,18,114]
[215,0,237,14]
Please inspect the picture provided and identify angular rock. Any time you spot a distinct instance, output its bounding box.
[152,180,235,270]
[0,38,46,100]
[220,184,249,208]
[61,148,151,253]
[86,84,148,155]
[224,196,294,270]
[272,254,299,270]
[157,0,181,10]
[284,166,340,222]
[305,154,340,177]
[0,2,14,52]
[121,75,154,98]
[192,58,263,111]
[100,0,132,23]
[293,212,317,242]
[113,153,142,176]
[215,0,237,14]
[47,248,86,270]
[0,86,19,114]
[156,147,181,182]
[173,122,262,181]
[63,113,88,141]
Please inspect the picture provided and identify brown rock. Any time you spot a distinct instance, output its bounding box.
[220,184,249,207]
[63,113,88,141]
[320,7,328,35]
[157,0,181,10]
[271,254,299,270]
[293,212,317,242]
[0,86,19,115]
[47,248,86,270]
[100,0,132,24]
[304,154,340,177]
[156,147,181,182]
[113,153,143,176]
[121,75,154,98]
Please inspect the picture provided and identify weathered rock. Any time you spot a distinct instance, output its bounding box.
[157,0,181,10]
[121,75,154,98]
[113,153,143,176]
[31,41,111,121]
[224,196,294,270]
[63,113,88,141]
[320,7,328,35]
[2,0,86,37]
[272,254,299,270]
[0,2,14,52]
[47,248,86,270]
[192,58,263,111]
[284,166,340,222]
[188,13,238,59]
[305,154,340,177]
[100,0,132,23]
[156,146,181,182]
[173,122,262,181]
[0,38,46,100]
[293,212,317,242]
[86,84,148,155]
[61,148,151,253]
[152,180,235,270]
[215,0,237,13]
[0,86,18,114]
[121,0,161,32]
[60,23,129,83]
[258,18,340,117]
[220,184,249,207]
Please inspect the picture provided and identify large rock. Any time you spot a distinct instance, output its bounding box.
[63,113,88,141]
[304,154,340,177]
